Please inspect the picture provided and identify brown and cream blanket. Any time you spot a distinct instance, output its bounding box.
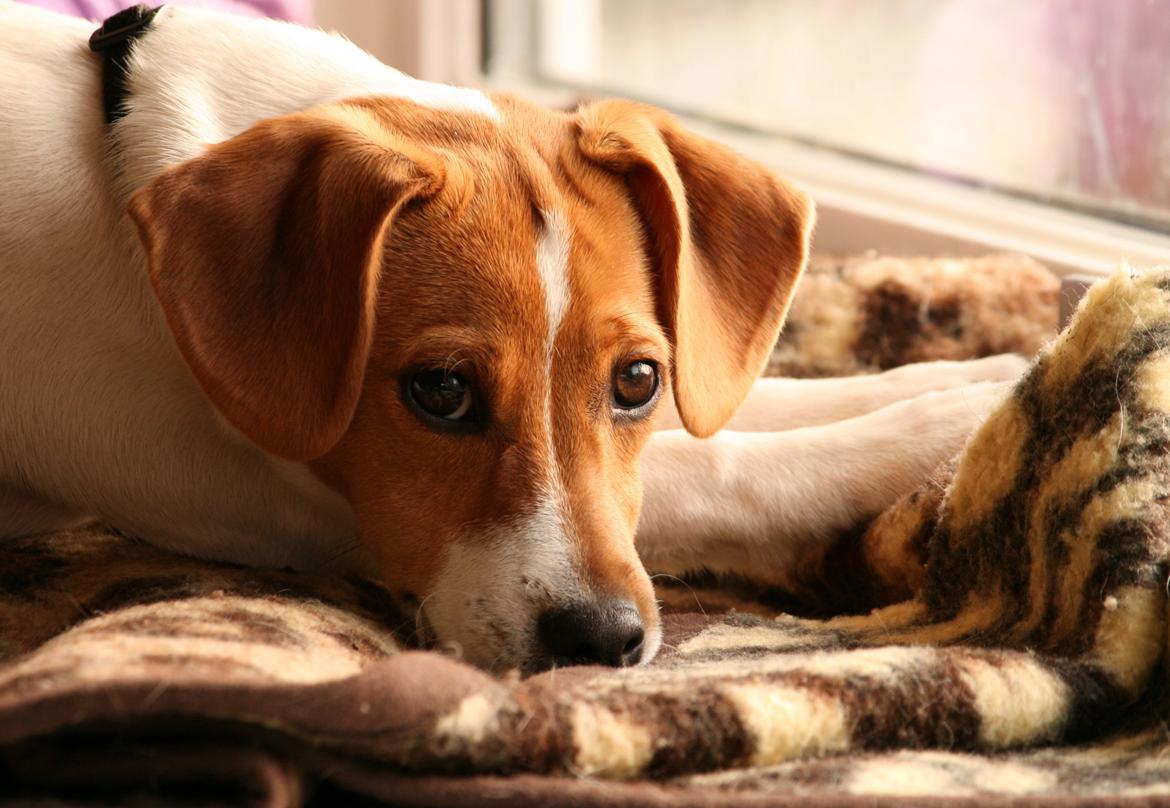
[6,258,1170,807]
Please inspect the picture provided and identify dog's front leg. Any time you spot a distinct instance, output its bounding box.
[636,381,1009,588]
[655,353,1027,432]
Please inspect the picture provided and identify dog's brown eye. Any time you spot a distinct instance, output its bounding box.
[613,360,659,411]
[409,369,473,421]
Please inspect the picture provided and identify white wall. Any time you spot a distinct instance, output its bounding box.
[313,0,481,84]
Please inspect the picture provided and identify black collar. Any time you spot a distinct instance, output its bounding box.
[89,4,164,125]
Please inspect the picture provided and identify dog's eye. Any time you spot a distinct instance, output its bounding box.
[613,360,659,412]
[408,369,473,421]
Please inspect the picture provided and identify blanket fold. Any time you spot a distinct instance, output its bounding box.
[4,265,1170,806]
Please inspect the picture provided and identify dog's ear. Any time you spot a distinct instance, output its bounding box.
[577,99,814,437]
[129,109,443,460]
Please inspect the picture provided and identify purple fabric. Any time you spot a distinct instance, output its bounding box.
[21,0,312,25]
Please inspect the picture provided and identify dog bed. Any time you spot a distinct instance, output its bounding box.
[10,257,1170,807]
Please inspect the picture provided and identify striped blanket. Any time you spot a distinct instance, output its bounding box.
[4,265,1170,807]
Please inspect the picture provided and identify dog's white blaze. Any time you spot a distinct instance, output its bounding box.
[536,210,571,357]
[534,210,573,516]
[531,210,660,667]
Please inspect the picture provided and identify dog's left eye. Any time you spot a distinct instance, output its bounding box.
[408,369,474,422]
[613,360,660,413]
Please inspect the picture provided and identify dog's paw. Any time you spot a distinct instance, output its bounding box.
[850,381,1010,516]
[959,353,1032,383]
[899,380,1009,441]
[881,353,1029,389]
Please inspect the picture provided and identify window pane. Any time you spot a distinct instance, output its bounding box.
[486,0,1170,232]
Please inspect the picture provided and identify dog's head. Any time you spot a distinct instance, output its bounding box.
[128,95,813,673]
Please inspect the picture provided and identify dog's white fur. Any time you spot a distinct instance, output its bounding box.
[0,2,1026,665]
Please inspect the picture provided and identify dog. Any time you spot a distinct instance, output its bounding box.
[0,2,1025,673]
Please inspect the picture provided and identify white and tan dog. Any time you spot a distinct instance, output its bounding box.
[0,2,1023,673]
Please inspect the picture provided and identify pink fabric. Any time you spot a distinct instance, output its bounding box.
[21,0,312,25]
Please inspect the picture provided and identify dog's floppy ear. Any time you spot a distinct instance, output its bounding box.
[129,109,443,460]
[577,99,814,437]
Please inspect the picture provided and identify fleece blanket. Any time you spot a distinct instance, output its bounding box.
[5,264,1170,807]
[767,252,1060,377]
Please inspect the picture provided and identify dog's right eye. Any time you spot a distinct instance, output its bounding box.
[612,359,660,416]
[407,369,475,424]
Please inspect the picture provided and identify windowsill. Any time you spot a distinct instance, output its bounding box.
[483,75,1170,279]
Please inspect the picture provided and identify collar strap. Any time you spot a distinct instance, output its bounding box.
[89,4,164,125]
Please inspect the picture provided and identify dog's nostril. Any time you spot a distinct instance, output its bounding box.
[621,627,644,666]
[537,600,645,668]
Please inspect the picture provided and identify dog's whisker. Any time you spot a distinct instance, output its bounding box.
[650,572,708,616]
[319,538,364,569]
[411,589,444,645]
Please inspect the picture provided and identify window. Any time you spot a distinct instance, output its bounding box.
[485,0,1170,255]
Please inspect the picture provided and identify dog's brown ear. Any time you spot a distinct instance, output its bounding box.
[129,109,443,460]
[577,99,814,437]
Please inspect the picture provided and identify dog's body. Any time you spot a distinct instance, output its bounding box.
[0,2,1023,672]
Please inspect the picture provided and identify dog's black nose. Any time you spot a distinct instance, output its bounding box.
[537,600,644,667]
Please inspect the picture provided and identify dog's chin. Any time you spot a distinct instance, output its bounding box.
[428,614,538,674]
